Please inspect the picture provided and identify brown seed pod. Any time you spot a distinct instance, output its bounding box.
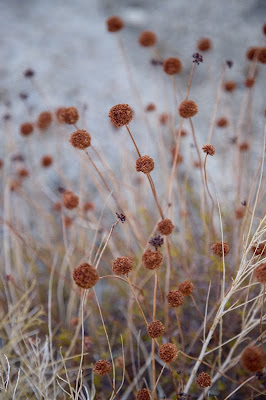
[239,142,249,152]
[61,107,79,124]
[196,372,212,388]
[147,320,165,338]
[163,57,182,75]
[159,112,169,125]
[93,360,112,376]
[136,155,154,174]
[252,243,266,256]
[157,219,174,235]
[83,202,95,212]
[258,47,266,64]
[194,161,201,168]
[37,111,52,130]
[158,343,178,363]
[69,129,91,149]
[235,207,245,219]
[197,37,212,52]
[41,155,53,168]
[245,77,255,88]
[142,249,163,270]
[112,256,133,276]
[179,100,198,118]
[20,122,34,136]
[167,290,184,307]
[178,280,194,296]
[138,31,157,47]
[211,242,230,257]
[241,346,266,372]
[202,144,215,156]
[145,103,156,112]
[72,263,99,289]
[216,117,228,128]
[109,104,133,127]
[254,263,266,284]
[136,388,151,400]
[106,16,124,32]
[224,81,237,92]
[18,168,29,178]
[246,47,260,61]
[64,216,72,228]
[55,107,66,123]
[63,190,79,209]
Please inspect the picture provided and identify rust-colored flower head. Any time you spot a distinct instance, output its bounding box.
[167,290,184,307]
[138,31,157,47]
[73,263,99,289]
[235,207,245,219]
[216,117,228,128]
[20,122,34,136]
[202,144,215,156]
[83,202,95,212]
[246,47,260,61]
[194,161,201,168]
[41,155,53,168]
[159,112,169,125]
[241,346,266,372]
[196,372,212,388]
[147,320,165,338]
[178,280,194,296]
[136,155,154,174]
[163,57,182,75]
[142,249,163,270]
[239,141,249,152]
[255,263,266,284]
[106,16,124,32]
[158,219,174,235]
[145,103,156,112]
[252,243,266,256]
[69,129,91,149]
[55,107,66,123]
[112,256,133,276]
[18,168,29,178]
[197,37,212,52]
[93,360,112,376]
[136,388,151,400]
[63,190,79,209]
[224,80,237,92]
[158,343,178,363]
[37,111,52,130]
[61,107,79,124]
[258,47,266,64]
[179,100,198,118]
[211,242,230,257]
[109,104,133,127]
[24,68,35,78]
[245,77,255,88]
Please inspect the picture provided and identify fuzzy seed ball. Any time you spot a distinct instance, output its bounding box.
[157,219,174,235]
[252,243,266,256]
[93,360,112,376]
[216,117,228,128]
[142,249,163,270]
[18,168,29,178]
[73,263,99,289]
[245,77,255,88]
[83,202,95,212]
[136,388,151,400]
[246,47,260,61]
[147,320,165,338]
[136,155,154,174]
[255,263,266,284]
[63,190,79,209]
[163,57,182,75]
[109,104,133,127]
[70,129,91,149]
[202,144,215,156]
[211,242,230,257]
[41,155,53,168]
[20,122,34,136]
[37,111,52,130]
[239,142,249,152]
[196,372,212,388]
[106,16,124,32]
[241,346,266,372]
[224,81,237,92]
[158,343,178,363]
[112,256,133,276]
[145,103,156,112]
[179,100,198,118]
[235,208,245,219]
[55,107,65,123]
[178,280,194,296]
[197,37,212,52]
[138,31,157,47]
[258,47,266,64]
[167,290,184,307]
[61,107,79,124]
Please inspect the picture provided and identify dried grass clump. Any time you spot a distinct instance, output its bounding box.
[37,111,52,130]
[109,104,133,127]
[197,37,212,52]
[41,155,53,168]
[179,100,198,118]
[142,249,163,270]
[196,372,212,387]
[158,343,178,363]
[254,263,266,284]
[211,242,230,257]
[241,346,266,372]
[113,257,133,275]
[202,144,215,156]
[20,122,34,136]
[136,155,154,174]
[72,263,99,289]
[106,16,124,32]
[138,31,157,47]
[136,388,151,400]
[163,57,182,75]
[63,190,79,209]
[93,360,112,376]
[167,290,184,307]
[69,129,91,149]
[147,320,165,338]
[158,219,174,235]
[61,107,79,124]
[178,280,194,296]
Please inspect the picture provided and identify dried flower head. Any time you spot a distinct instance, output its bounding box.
[106,16,124,32]
[112,256,133,275]
[147,320,165,338]
[63,190,79,209]
[138,31,157,47]
[171,148,183,164]
[235,207,245,219]
[254,263,266,284]
[148,235,164,250]
[24,69,35,78]
[258,47,266,64]
[226,60,233,68]
[53,202,61,212]
[93,360,112,376]
[142,249,163,270]
[158,343,178,363]
[41,155,53,168]
[158,219,174,235]
[18,168,29,178]
[211,242,230,257]
[55,107,66,123]
[192,53,203,64]
[196,372,212,388]
[179,100,198,118]
[239,142,249,152]
[216,117,228,128]
[83,202,95,212]
[202,144,215,156]
[136,388,151,400]
[178,280,194,296]
[241,346,266,372]
[145,103,156,112]
[246,47,260,61]
[61,107,79,124]
[64,216,72,228]
[73,263,99,289]
[224,81,237,92]
[116,212,126,223]
[136,155,154,174]
[37,111,52,130]
[197,38,212,52]
[252,243,266,256]
[163,57,182,75]
[245,77,255,88]
[20,122,34,136]
[167,290,184,307]
[159,112,169,125]
[70,129,91,149]
[109,104,133,127]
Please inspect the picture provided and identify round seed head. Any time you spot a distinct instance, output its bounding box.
[202,144,215,156]
[216,117,228,128]
[112,256,133,276]
[252,243,266,256]
[158,343,178,363]
[73,263,99,289]
[241,346,266,372]
[179,100,198,118]
[61,107,79,124]
[109,104,133,127]
[41,155,53,168]
[224,80,237,92]
[136,388,151,400]
[163,57,182,75]
[145,103,156,112]
[64,216,72,228]
[157,219,174,235]
[167,290,184,307]
[37,111,52,130]
[70,129,91,149]
[83,202,95,212]
[20,122,34,136]
[197,37,212,52]
[63,190,79,209]
[258,47,266,64]
[235,207,245,219]
[196,372,212,388]
[178,280,194,296]
[136,155,154,174]
[106,16,124,32]
[93,360,112,376]
[245,77,255,88]
[147,320,165,338]
[55,107,66,123]
[255,263,266,284]
[18,168,29,178]
[239,141,249,152]
[246,47,260,60]
[159,112,169,125]
[211,242,230,257]
[142,249,163,270]
[138,31,157,47]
